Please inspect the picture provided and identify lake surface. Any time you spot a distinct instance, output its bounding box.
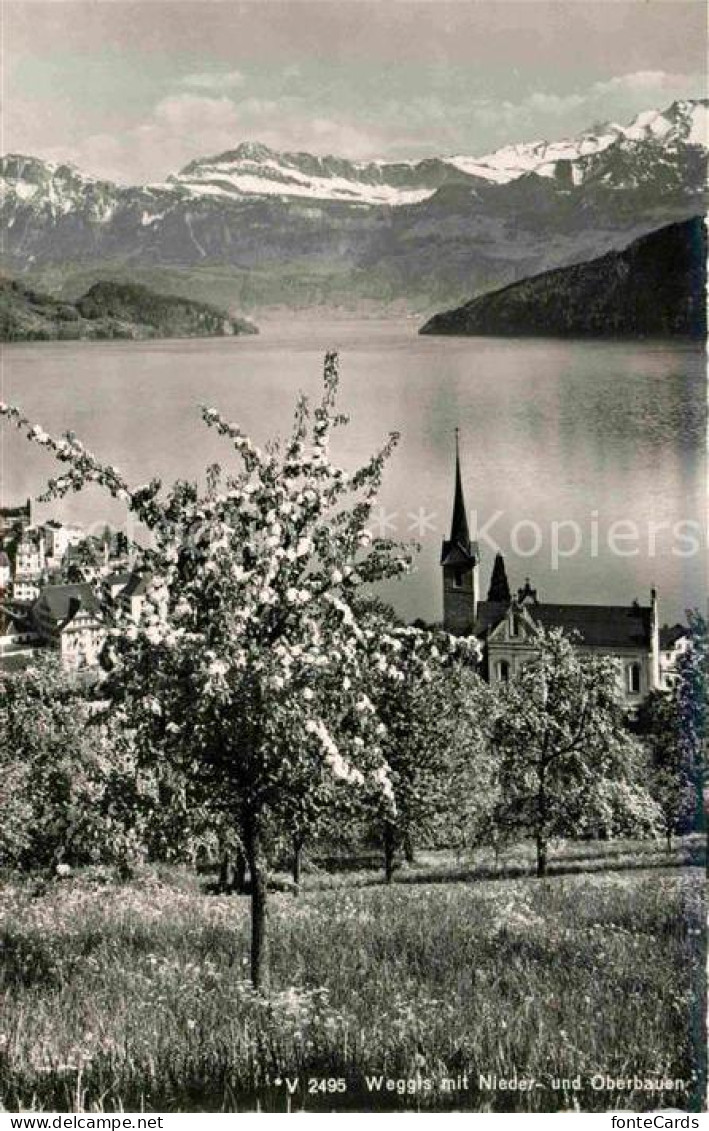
[2,320,705,624]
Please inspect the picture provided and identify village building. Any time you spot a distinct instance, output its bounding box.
[116,570,155,621]
[0,499,32,542]
[658,623,692,687]
[42,520,85,568]
[441,441,676,705]
[31,582,107,670]
[15,528,46,577]
[0,551,11,588]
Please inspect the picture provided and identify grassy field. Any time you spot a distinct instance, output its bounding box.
[0,838,705,1113]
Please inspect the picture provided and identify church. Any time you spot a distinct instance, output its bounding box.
[440,440,673,705]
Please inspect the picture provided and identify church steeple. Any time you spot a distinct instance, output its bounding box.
[440,431,479,635]
[449,429,471,550]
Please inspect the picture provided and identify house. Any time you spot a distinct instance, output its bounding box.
[659,623,692,687]
[42,520,85,567]
[0,499,31,542]
[11,527,46,601]
[117,570,155,621]
[105,569,135,600]
[31,582,106,670]
[11,575,42,603]
[0,551,11,588]
[441,439,664,705]
[15,528,46,576]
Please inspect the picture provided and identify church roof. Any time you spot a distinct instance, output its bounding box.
[441,539,480,567]
[0,501,31,519]
[475,600,653,649]
[441,433,477,565]
[450,437,470,547]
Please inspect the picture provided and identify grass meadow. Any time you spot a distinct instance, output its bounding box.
[0,837,705,1113]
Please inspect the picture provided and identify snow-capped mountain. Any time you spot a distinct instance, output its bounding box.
[0,155,123,221]
[149,99,709,204]
[448,99,708,185]
[3,99,705,217]
[1,100,706,313]
[165,142,462,206]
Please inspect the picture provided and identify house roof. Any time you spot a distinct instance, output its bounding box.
[19,529,43,547]
[33,583,101,627]
[106,570,134,590]
[0,501,30,519]
[475,600,653,649]
[0,551,10,567]
[121,571,153,599]
[660,623,689,650]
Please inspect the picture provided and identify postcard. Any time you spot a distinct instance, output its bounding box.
[0,0,706,1118]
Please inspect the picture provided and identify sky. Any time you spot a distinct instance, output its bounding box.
[2,0,707,184]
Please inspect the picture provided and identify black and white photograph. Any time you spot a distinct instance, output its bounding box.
[0,0,706,1117]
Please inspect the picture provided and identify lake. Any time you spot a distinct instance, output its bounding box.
[2,320,705,624]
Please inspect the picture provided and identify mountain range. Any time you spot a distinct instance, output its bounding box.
[420,217,707,339]
[1,99,706,315]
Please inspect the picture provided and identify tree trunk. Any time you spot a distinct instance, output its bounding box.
[292,836,304,894]
[244,822,270,991]
[219,851,231,892]
[536,833,548,878]
[234,845,247,894]
[403,831,415,864]
[666,829,673,854]
[536,765,548,878]
[383,822,397,884]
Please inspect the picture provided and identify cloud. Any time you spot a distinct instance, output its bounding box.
[466,70,705,144]
[13,67,704,184]
[152,93,242,135]
[591,70,701,96]
[44,90,395,183]
[181,70,246,93]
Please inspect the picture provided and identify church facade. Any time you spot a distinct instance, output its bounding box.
[440,441,668,706]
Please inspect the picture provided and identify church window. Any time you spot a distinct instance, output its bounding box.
[453,568,463,589]
[627,662,642,694]
[497,660,510,683]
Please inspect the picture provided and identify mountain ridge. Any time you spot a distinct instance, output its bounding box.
[4,98,704,207]
[0,277,258,341]
[2,99,706,314]
[419,217,707,339]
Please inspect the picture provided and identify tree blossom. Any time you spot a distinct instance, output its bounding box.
[2,351,461,991]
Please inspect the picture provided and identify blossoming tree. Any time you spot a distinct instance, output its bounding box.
[0,655,149,870]
[491,627,661,876]
[2,352,464,988]
[636,610,707,848]
[353,601,485,879]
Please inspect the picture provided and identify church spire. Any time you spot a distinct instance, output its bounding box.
[440,430,479,635]
[449,428,471,550]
